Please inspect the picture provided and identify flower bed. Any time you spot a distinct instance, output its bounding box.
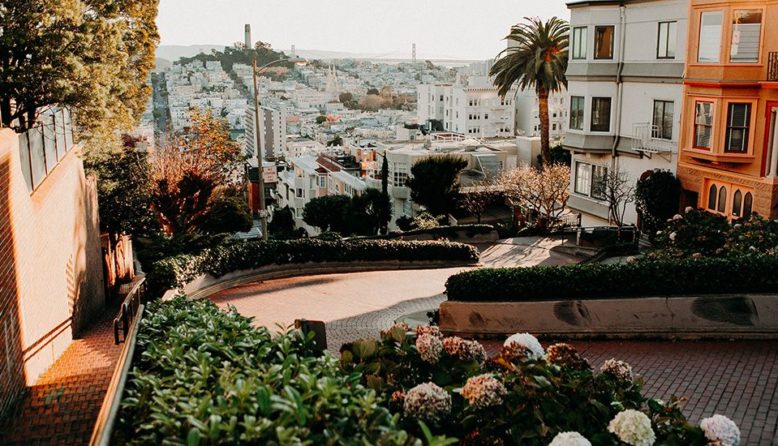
[147,238,479,297]
[115,300,739,445]
[113,298,429,444]
[445,255,778,302]
[340,326,738,445]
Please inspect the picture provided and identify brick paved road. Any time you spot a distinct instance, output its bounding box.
[0,311,121,446]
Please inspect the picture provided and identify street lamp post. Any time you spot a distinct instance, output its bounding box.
[251,56,303,240]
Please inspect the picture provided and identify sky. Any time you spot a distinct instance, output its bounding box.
[156,0,570,60]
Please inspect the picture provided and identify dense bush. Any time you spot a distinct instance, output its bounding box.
[635,170,681,238]
[399,224,495,239]
[446,255,778,301]
[340,326,711,445]
[147,238,479,297]
[114,298,432,445]
[652,208,778,259]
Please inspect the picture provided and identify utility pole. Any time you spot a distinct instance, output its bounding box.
[252,58,269,240]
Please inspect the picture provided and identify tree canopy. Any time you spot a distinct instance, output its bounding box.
[407,155,468,216]
[491,17,568,164]
[0,0,159,152]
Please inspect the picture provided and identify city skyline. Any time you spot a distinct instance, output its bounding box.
[156,0,570,60]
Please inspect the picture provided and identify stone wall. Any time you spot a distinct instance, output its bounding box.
[0,128,105,417]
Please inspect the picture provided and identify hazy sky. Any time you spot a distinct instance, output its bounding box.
[157,0,570,60]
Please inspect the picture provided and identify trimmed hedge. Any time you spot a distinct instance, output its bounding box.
[148,238,479,297]
[445,255,778,302]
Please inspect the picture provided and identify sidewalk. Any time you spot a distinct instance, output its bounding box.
[0,310,122,445]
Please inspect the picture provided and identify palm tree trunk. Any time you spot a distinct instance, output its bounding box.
[538,89,551,166]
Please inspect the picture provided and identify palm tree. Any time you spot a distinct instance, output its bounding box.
[490,17,569,166]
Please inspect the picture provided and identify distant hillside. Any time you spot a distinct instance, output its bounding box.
[156,45,227,63]
[154,57,172,70]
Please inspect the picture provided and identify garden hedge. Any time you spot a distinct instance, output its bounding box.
[446,255,778,302]
[147,238,479,297]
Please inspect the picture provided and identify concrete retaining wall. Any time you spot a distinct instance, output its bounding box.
[165,260,478,301]
[439,294,778,339]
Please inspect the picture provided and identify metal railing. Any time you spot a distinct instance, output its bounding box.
[631,123,676,154]
[768,52,778,82]
[89,276,146,446]
[113,277,146,345]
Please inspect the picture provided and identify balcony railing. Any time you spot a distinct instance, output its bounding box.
[768,52,778,82]
[631,123,676,154]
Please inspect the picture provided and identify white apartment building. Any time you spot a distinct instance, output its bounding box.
[417,75,516,138]
[564,0,687,226]
[514,88,568,141]
[244,105,287,159]
[380,137,519,223]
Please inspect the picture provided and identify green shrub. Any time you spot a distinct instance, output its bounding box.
[147,238,479,297]
[114,298,423,445]
[651,209,778,259]
[340,325,707,445]
[400,224,495,239]
[446,255,778,302]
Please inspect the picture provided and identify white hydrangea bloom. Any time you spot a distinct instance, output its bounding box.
[672,214,683,221]
[548,432,592,446]
[607,409,655,446]
[685,206,694,213]
[700,415,740,446]
[669,232,677,241]
[416,333,443,363]
[403,382,452,423]
[503,332,544,360]
[601,358,634,381]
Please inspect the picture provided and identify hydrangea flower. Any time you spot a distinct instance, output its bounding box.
[549,431,592,446]
[601,358,633,381]
[416,333,443,363]
[442,336,487,363]
[460,374,507,409]
[416,325,443,339]
[503,332,544,360]
[669,232,677,241]
[673,214,683,221]
[403,382,452,423]
[685,206,694,214]
[545,343,590,371]
[607,409,655,446]
[700,414,740,446]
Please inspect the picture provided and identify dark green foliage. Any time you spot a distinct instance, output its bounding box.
[114,298,420,445]
[341,326,706,445]
[304,190,391,236]
[327,135,344,147]
[84,139,156,238]
[395,216,414,231]
[537,145,572,167]
[147,239,479,297]
[268,206,296,237]
[397,224,495,239]
[302,195,351,233]
[198,194,253,235]
[407,155,468,216]
[315,115,327,124]
[635,170,681,237]
[446,255,778,302]
[350,188,392,236]
[651,210,778,259]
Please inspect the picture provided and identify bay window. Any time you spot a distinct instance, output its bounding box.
[572,27,587,60]
[698,11,723,63]
[570,96,584,130]
[693,102,714,149]
[730,10,762,63]
[594,26,615,59]
[724,103,751,153]
[590,97,611,132]
[575,162,608,200]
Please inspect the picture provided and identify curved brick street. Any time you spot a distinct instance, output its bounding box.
[209,238,778,445]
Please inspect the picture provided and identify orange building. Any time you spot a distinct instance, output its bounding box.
[678,0,778,219]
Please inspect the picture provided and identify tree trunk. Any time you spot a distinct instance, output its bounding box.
[538,89,551,166]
